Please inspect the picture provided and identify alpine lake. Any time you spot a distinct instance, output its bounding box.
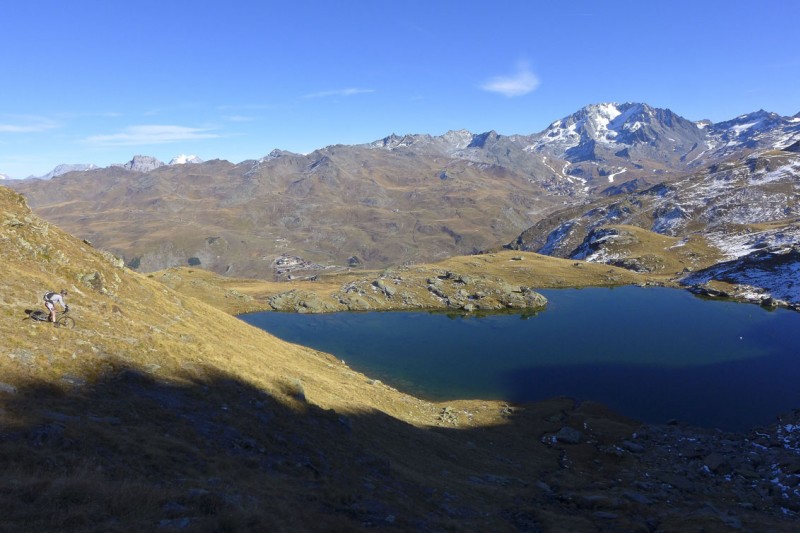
[240,286,800,432]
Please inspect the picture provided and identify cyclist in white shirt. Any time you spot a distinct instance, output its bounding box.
[44,290,68,323]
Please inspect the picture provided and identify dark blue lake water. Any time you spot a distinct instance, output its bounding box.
[240,286,800,431]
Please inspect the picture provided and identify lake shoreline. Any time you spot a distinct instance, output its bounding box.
[242,286,800,433]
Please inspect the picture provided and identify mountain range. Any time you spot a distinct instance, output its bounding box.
[17,154,204,180]
[6,102,800,288]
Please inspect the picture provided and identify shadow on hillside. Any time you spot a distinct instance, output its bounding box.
[501,347,800,432]
[0,364,593,532]
[3,364,798,532]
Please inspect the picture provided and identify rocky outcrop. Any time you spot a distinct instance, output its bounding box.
[267,269,548,314]
[682,245,800,307]
[115,155,165,172]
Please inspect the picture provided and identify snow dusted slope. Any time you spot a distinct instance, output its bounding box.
[519,149,800,252]
[683,245,800,306]
[709,111,800,150]
[511,146,800,305]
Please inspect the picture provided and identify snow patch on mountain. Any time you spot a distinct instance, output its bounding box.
[531,102,628,153]
[651,204,691,235]
[682,246,800,305]
[704,225,800,261]
[538,221,577,256]
[607,168,627,183]
[750,160,800,185]
[170,154,203,165]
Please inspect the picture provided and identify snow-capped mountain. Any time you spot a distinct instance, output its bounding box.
[529,102,706,161]
[706,110,800,158]
[513,102,800,192]
[36,163,99,180]
[169,154,203,165]
[529,102,800,169]
[0,173,9,180]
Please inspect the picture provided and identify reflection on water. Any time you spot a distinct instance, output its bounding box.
[240,286,800,431]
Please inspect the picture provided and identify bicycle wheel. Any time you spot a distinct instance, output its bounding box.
[56,316,75,329]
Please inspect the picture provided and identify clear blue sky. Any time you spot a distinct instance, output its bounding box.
[2,0,799,178]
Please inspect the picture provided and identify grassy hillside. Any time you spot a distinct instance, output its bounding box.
[2,185,798,532]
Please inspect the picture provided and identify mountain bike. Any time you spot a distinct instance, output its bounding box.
[23,307,76,329]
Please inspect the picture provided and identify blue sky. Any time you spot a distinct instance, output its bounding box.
[2,0,799,178]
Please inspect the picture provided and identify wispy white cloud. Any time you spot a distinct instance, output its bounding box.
[481,62,540,98]
[85,125,220,146]
[0,115,59,133]
[303,88,375,99]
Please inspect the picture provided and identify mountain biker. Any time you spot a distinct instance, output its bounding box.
[44,290,68,323]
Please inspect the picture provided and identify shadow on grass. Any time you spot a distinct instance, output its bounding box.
[3,364,798,532]
[0,365,573,532]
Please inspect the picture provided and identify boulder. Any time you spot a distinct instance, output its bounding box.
[556,426,583,444]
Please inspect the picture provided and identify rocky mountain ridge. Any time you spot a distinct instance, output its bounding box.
[7,102,800,279]
[19,154,203,180]
[16,102,800,185]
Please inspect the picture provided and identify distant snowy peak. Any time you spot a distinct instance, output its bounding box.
[712,110,784,138]
[708,110,800,151]
[114,155,165,173]
[370,133,433,150]
[368,129,495,156]
[18,156,203,181]
[531,102,705,162]
[529,102,800,167]
[439,129,476,151]
[0,173,9,180]
[169,154,203,165]
[38,163,99,180]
